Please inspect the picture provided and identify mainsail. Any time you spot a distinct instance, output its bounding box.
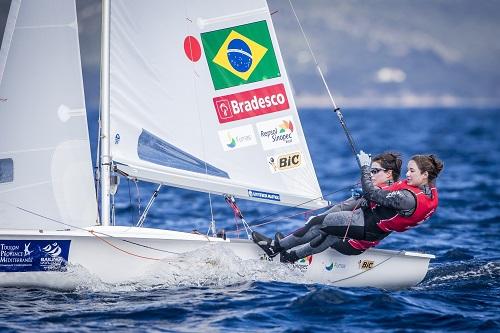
[108,0,327,209]
[0,0,97,229]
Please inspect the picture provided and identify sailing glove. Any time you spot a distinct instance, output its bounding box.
[357,150,371,168]
[351,187,363,199]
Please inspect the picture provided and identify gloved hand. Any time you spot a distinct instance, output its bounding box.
[351,187,363,199]
[357,150,371,168]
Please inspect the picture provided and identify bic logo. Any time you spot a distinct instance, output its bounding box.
[268,151,302,173]
[358,260,375,270]
[215,99,233,119]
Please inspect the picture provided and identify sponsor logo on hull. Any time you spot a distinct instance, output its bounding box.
[325,261,347,271]
[0,240,71,272]
[213,83,289,123]
[358,259,375,270]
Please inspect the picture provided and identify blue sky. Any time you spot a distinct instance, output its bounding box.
[1,0,499,108]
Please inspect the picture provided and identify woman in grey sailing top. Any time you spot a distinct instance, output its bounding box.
[253,152,443,263]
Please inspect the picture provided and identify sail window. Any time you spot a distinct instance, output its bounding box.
[0,158,13,183]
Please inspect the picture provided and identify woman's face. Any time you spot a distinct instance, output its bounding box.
[406,160,428,186]
[370,161,392,186]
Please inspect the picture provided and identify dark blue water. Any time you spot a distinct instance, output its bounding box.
[1,108,499,332]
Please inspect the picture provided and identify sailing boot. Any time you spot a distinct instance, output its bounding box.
[279,250,300,264]
[252,231,281,257]
[274,232,285,250]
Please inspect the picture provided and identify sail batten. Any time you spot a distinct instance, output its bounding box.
[109,0,327,209]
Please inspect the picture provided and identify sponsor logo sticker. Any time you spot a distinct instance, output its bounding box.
[0,240,71,272]
[358,259,375,270]
[218,125,257,151]
[201,20,281,90]
[213,83,289,123]
[296,255,313,266]
[325,261,347,271]
[248,189,280,202]
[257,115,298,150]
[268,151,303,173]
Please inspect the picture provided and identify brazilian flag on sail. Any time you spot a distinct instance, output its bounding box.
[201,20,281,90]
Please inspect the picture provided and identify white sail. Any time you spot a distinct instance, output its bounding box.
[0,0,98,229]
[109,0,327,209]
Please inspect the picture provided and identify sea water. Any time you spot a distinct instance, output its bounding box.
[0,108,498,332]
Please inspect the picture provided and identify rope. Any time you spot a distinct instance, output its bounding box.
[224,182,360,234]
[6,201,182,258]
[89,230,161,261]
[342,200,362,242]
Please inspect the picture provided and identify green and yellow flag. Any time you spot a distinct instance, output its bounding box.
[201,20,281,90]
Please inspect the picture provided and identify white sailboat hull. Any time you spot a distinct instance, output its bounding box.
[0,226,433,289]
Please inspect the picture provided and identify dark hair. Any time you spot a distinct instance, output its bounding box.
[410,154,444,183]
[372,152,402,181]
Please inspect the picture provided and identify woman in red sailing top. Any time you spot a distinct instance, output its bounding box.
[252,152,444,263]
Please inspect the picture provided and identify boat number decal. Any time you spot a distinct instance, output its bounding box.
[0,240,71,272]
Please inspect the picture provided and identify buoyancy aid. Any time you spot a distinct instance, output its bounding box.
[376,180,438,232]
[348,182,394,251]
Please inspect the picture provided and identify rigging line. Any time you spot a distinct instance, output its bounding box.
[128,178,133,225]
[134,178,142,217]
[7,201,182,256]
[342,200,362,242]
[242,182,360,228]
[288,0,360,164]
[89,230,161,261]
[183,12,216,234]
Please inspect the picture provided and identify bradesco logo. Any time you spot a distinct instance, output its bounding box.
[268,151,303,173]
[257,115,299,150]
[213,83,289,124]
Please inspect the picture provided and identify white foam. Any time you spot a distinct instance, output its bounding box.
[0,245,310,291]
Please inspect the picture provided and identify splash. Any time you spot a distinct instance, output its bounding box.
[135,244,308,289]
[0,245,310,292]
[418,260,500,289]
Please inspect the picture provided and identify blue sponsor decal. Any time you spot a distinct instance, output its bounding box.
[248,189,280,201]
[0,240,71,272]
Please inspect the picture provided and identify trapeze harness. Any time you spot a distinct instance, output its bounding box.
[347,180,439,251]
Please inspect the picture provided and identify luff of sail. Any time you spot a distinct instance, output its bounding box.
[109,0,327,209]
[0,0,98,229]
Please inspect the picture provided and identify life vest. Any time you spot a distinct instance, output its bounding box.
[348,182,393,251]
[348,239,380,251]
[376,180,439,232]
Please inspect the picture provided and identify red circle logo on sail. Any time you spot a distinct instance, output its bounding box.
[184,36,201,62]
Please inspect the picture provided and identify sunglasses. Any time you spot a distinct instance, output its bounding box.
[370,168,387,175]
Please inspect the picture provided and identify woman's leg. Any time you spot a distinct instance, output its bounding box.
[320,209,365,239]
[280,209,366,262]
[277,214,326,250]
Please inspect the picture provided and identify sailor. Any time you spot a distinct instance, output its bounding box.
[252,152,444,263]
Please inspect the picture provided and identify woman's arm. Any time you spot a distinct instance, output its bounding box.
[360,165,416,214]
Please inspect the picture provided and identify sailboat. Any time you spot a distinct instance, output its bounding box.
[0,0,433,289]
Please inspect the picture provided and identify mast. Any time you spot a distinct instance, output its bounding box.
[99,0,111,226]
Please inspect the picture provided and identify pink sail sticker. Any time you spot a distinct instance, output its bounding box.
[213,83,289,123]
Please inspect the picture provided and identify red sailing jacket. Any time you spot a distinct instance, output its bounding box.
[376,180,439,232]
